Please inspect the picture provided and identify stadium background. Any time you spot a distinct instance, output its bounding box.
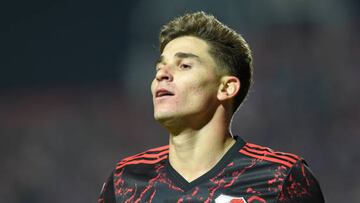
[1,0,359,202]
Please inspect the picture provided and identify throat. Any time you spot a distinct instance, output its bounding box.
[168,136,236,182]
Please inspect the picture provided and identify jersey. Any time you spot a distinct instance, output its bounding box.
[98,136,324,203]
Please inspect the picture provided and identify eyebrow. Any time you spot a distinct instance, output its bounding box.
[174,52,200,61]
[156,52,201,65]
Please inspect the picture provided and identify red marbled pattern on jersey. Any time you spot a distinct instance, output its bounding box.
[100,140,323,202]
[277,161,320,202]
[113,159,290,202]
[203,160,258,203]
[248,195,267,203]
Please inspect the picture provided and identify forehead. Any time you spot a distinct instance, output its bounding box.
[161,36,215,64]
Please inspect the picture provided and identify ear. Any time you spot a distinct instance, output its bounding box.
[217,76,241,102]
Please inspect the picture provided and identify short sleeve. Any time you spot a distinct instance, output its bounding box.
[277,160,325,203]
[98,171,116,203]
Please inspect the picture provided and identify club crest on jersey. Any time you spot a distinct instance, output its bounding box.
[215,194,247,203]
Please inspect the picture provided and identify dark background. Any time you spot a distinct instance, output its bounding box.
[1,0,359,202]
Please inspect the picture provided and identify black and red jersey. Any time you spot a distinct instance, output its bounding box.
[98,137,324,203]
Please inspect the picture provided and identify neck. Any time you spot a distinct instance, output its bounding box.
[167,108,236,182]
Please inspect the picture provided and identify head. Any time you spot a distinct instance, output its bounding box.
[151,12,253,130]
[159,11,253,115]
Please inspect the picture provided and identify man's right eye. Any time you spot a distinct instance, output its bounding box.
[155,66,161,72]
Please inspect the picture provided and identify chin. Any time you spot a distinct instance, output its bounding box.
[154,111,182,127]
[154,112,173,122]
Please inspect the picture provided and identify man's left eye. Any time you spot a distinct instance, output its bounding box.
[179,64,191,69]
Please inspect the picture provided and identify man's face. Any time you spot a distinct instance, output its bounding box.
[151,36,221,126]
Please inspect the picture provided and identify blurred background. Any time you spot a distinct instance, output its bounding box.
[1,0,359,202]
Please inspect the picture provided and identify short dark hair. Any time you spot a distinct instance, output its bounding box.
[159,11,253,113]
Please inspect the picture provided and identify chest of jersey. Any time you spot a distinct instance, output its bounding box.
[113,158,288,203]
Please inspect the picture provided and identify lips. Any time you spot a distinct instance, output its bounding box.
[155,88,174,98]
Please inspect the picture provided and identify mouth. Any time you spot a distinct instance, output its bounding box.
[155,89,174,98]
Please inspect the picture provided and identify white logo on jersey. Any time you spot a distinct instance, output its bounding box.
[215,194,247,203]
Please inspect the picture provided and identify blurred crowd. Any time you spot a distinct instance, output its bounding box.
[1,1,359,202]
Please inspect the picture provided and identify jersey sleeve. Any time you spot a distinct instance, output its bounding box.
[98,171,116,203]
[277,160,325,203]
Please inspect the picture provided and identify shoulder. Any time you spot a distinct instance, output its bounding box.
[239,142,302,168]
[278,158,325,202]
[115,145,169,171]
[99,146,169,203]
[237,142,324,202]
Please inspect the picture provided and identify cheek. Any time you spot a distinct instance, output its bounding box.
[184,80,218,102]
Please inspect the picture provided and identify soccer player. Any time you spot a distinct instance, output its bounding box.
[98,12,325,203]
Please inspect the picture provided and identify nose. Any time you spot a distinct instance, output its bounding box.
[155,66,173,82]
